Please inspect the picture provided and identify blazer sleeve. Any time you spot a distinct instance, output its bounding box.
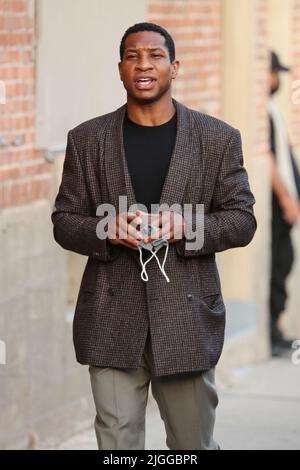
[176,128,257,257]
[51,129,120,261]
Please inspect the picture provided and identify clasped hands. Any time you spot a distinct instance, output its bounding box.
[107,209,186,251]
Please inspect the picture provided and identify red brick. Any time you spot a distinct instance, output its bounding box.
[0,161,50,182]
[0,31,34,46]
[0,0,27,14]
[0,177,51,207]
[0,15,31,31]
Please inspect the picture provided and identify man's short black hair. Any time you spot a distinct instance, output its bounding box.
[120,22,175,62]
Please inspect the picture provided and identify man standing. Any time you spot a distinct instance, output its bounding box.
[268,51,300,357]
[51,22,257,450]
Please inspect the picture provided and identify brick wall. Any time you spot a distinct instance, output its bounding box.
[148,0,221,116]
[0,0,51,208]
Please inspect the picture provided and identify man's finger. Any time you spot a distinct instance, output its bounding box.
[127,211,140,220]
[119,238,139,250]
[118,217,143,242]
[127,221,143,240]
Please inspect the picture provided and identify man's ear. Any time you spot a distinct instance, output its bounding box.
[118,62,123,82]
[171,60,180,79]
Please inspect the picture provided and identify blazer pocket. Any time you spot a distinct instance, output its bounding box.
[198,292,225,314]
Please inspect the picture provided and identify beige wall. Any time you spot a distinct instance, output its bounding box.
[218,0,271,367]
[220,0,256,301]
[36,0,148,148]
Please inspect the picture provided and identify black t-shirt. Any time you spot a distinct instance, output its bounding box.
[123,110,177,213]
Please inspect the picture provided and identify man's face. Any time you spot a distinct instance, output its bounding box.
[118,31,179,103]
[270,70,280,95]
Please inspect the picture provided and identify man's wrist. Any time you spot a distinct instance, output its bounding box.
[279,194,291,210]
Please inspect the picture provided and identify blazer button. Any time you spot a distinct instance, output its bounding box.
[187,293,194,301]
[107,287,115,296]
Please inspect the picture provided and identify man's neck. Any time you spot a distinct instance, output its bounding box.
[126,94,176,127]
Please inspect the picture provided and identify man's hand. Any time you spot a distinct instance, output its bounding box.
[138,210,186,244]
[281,195,300,225]
[107,211,144,251]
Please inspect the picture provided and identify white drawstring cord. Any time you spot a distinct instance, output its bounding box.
[151,242,170,283]
[138,241,170,283]
[138,245,152,282]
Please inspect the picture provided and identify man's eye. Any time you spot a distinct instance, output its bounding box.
[127,55,137,59]
[152,54,163,58]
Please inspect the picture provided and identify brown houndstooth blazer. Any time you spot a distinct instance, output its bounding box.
[51,98,257,377]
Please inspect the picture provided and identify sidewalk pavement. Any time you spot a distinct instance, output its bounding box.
[52,355,300,450]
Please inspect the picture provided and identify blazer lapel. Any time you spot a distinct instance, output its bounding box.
[103,102,134,212]
[158,98,197,210]
[103,97,198,215]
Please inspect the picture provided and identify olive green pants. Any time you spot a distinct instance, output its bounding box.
[89,333,219,450]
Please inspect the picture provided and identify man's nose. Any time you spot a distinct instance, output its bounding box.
[135,57,154,70]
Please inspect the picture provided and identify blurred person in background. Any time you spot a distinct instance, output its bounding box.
[268,50,300,357]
